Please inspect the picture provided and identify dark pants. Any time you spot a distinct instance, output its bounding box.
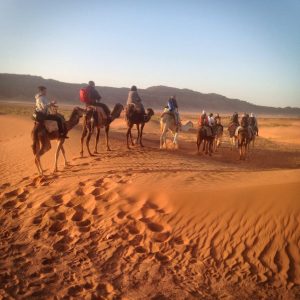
[36,112,64,134]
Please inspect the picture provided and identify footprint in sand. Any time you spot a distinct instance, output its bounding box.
[49,221,65,233]
[68,285,83,297]
[2,200,17,210]
[32,215,43,225]
[117,211,126,219]
[143,220,164,233]
[17,190,29,202]
[53,236,71,252]
[155,252,169,262]
[41,195,63,208]
[71,206,85,222]
[3,188,24,198]
[152,231,171,243]
[0,182,10,190]
[129,234,143,246]
[135,246,147,254]
[53,212,66,221]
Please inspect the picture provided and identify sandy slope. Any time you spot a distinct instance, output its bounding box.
[0,114,300,299]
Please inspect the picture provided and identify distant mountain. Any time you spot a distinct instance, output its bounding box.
[0,73,299,116]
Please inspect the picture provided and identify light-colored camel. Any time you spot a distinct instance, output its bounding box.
[31,107,85,175]
[160,112,193,149]
[80,103,123,157]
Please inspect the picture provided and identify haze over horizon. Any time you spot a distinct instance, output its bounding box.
[0,0,299,107]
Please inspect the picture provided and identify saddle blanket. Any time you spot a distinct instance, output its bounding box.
[44,120,58,133]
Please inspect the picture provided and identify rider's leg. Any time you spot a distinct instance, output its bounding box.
[45,114,66,137]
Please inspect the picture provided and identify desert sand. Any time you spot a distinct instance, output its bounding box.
[0,111,300,299]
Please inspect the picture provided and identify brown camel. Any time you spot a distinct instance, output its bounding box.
[80,103,123,156]
[125,105,154,149]
[31,107,85,175]
[196,126,214,155]
[237,127,250,160]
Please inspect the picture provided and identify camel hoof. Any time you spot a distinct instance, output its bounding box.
[94,151,99,154]
[106,148,111,151]
[140,144,144,148]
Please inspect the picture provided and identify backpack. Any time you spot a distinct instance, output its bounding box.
[80,87,90,104]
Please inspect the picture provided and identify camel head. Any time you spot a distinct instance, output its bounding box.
[144,108,154,123]
[111,103,124,120]
[146,108,154,117]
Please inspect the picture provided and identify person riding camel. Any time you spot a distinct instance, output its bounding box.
[230,112,239,126]
[235,112,252,137]
[198,110,212,136]
[34,86,67,138]
[84,81,111,123]
[167,96,181,129]
[208,113,215,134]
[214,113,222,125]
[249,112,258,136]
[126,85,145,115]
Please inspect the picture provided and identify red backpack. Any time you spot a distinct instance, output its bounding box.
[80,87,90,104]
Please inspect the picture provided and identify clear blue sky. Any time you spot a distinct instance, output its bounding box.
[0,0,299,107]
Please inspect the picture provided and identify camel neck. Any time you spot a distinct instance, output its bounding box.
[65,111,80,131]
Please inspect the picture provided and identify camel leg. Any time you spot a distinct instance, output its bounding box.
[35,155,43,176]
[35,137,51,175]
[173,132,178,149]
[197,135,201,153]
[135,124,140,145]
[53,140,63,173]
[94,127,100,154]
[209,139,213,156]
[140,123,145,147]
[80,127,88,157]
[127,125,133,149]
[160,125,168,149]
[61,144,69,167]
[130,129,134,146]
[86,129,94,157]
[105,125,111,151]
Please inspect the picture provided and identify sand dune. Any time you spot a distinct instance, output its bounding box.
[0,114,300,299]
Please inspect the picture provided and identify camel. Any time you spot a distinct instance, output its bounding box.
[213,124,223,152]
[31,107,85,175]
[228,123,239,150]
[80,103,123,156]
[248,124,256,149]
[196,126,214,155]
[160,112,193,149]
[237,127,250,160]
[125,105,154,149]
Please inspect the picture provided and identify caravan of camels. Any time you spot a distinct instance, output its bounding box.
[31,83,259,175]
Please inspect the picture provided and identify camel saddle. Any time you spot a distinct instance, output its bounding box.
[43,120,59,133]
[86,106,108,126]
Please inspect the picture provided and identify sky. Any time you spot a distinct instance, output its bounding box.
[0,0,299,107]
